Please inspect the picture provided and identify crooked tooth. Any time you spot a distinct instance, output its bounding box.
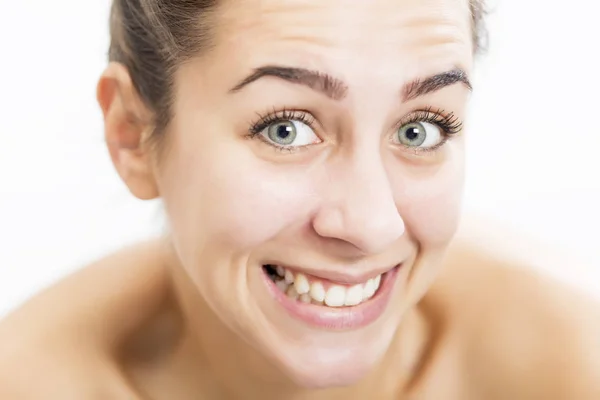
[299,293,311,304]
[284,269,295,284]
[276,265,285,277]
[276,280,289,293]
[325,285,346,307]
[286,285,299,300]
[344,284,364,306]
[363,279,376,299]
[294,273,310,294]
[309,281,326,303]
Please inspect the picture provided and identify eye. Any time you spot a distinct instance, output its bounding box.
[261,120,319,148]
[395,121,443,149]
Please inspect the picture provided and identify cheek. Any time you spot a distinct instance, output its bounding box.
[208,166,315,249]
[163,142,317,253]
[395,153,465,247]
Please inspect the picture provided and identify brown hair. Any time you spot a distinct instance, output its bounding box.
[108,0,487,146]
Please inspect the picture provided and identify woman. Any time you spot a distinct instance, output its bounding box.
[1,0,599,398]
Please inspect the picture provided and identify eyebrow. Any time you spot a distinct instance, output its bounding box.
[230,65,348,100]
[229,65,471,101]
[401,68,472,101]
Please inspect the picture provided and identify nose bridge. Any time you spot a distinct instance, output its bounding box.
[312,150,405,254]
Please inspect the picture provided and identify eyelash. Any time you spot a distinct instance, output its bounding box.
[247,106,463,153]
[401,106,463,136]
[247,108,316,152]
[396,106,463,154]
[249,108,315,136]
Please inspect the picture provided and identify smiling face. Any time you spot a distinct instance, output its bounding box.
[138,0,472,389]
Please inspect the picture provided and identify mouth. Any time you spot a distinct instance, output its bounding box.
[261,263,400,330]
[263,264,384,307]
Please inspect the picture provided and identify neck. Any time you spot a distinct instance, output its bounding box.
[165,245,433,400]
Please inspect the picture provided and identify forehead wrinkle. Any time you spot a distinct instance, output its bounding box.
[217,0,472,52]
[409,29,471,54]
[217,3,339,55]
[213,0,473,97]
[385,5,472,47]
[219,0,332,32]
[407,34,473,72]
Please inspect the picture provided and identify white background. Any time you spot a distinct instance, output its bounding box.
[0,0,599,318]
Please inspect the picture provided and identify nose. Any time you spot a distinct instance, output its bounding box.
[312,154,405,255]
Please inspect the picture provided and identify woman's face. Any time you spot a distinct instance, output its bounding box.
[156,0,472,388]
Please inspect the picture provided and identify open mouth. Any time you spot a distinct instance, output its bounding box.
[262,264,384,308]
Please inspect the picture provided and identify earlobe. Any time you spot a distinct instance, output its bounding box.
[97,62,159,201]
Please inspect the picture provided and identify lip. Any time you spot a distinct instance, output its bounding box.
[261,265,400,331]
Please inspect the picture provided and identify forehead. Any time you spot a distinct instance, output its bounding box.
[214,0,473,79]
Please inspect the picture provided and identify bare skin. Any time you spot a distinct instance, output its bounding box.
[2,0,599,398]
[0,239,598,399]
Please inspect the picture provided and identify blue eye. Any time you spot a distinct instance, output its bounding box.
[395,121,443,149]
[266,121,297,145]
[261,119,319,148]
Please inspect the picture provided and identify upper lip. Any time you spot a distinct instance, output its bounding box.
[270,263,401,285]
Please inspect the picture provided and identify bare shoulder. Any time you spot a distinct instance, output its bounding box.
[436,241,600,399]
[0,239,170,398]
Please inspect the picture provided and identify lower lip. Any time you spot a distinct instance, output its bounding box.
[261,266,400,331]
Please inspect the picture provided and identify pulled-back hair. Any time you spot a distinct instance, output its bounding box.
[108,0,488,144]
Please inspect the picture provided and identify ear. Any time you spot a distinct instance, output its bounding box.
[97,62,159,200]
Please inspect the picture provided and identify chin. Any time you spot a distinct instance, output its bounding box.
[254,318,398,390]
[276,345,383,389]
[291,367,372,389]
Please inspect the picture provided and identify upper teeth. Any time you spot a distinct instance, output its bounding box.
[271,266,383,307]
